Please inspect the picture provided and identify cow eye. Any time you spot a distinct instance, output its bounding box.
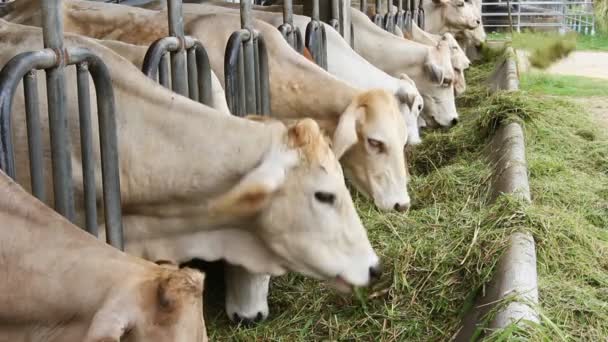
[367,138,385,153]
[458,1,465,6]
[314,192,336,205]
[418,104,423,111]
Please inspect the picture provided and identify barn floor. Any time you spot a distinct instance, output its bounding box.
[203,51,608,341]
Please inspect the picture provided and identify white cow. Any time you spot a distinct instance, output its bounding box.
[199,5,426,145]
[0,170,208,342]
[404,23,470,95]
[2,22,380,326]
[350,8,459,128]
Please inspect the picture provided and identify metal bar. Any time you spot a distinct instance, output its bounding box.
[224,31,245,116]
[0,50,56,180]
[360,0,367,12]
[75,62,98,236]
[167,0,188,96]
[159,53,170,88]
[254,38,262,115]
[41,0,75,222]
[257,35,271,116]
[186,48,198,102]
[241,0,253,30]
[68,47,124,250]
[243,38,256,115]
[23,71,45,201]
[141,37,179,78]
[237,41,247,116]
[191,41,213,106]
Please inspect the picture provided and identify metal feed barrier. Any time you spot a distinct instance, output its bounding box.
[305,0,328,69]
[278,0,305,53]
[224,1,271,117]
[365,0,424,35]
[0,0,124,250]
[142,0,214,106]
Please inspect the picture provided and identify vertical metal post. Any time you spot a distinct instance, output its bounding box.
[23,71,45,202]
[41,0,75,222]
[360,0,367,12]
[75,63,97,236]
[168,0,188,96]
[159,53,170,88]
[186,48,199,101]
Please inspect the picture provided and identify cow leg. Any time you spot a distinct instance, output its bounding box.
[224,264,270,324]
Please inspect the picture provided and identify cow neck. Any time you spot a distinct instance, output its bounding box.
[421,2,447,35]
[351,9,431,77]
[0,173,152,327]
[259,22,358,127]
[412,22,440,46]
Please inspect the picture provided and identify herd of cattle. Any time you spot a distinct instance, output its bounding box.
[0,0,485,340]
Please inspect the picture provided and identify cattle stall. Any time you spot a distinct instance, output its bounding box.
[0,0,124,249]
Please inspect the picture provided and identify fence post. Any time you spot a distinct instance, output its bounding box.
[41,0,76,222]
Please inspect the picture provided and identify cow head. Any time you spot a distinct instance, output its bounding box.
[333,89,411,212]
[442,32,471,96]
[85,266,207,342]
[417,40,459,128]
[396,74,425,145]
[207,118,380,290]
[432,0,481,31]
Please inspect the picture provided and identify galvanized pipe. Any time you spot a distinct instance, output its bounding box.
[68,47,124,250]
[75,63,98,236]
[186,48,198,102]
[41,0,76,222]
[189,40,213,106]
[283,0,293,26]
[23,71,45,202]
[159,53,170,88]
[243,39,256,114]
[167,0,188,96]
[0,50,56,180]
[360,0,367,12]
[241,0,253,30]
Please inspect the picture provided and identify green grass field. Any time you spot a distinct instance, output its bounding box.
[204,53,608,341]
[521,72,608,97]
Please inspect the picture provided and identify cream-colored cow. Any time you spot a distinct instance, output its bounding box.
[0,170,208,342]
[2,21,380,305]
[350,8,459,128]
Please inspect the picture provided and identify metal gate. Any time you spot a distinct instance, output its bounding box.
[224,1,271,117]
[0,0,124,249]
[278,0,305,53]
[141,0,214,106]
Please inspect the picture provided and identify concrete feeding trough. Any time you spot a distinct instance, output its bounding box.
[456,47,539,341]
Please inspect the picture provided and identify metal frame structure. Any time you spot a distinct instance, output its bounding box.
[0,0,124,249]
[224,1,271,117]
[366,0,423,34]
[305,0,328,69]
[141,0,214,106]
[482,0,595,34]
[278,0,305,53]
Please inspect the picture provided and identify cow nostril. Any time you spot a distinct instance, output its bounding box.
[369,264,382,281]
[255,312,264,322]
[394,203,410,212]
[451,118,459,126]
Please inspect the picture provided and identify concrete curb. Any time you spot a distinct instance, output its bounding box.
[456,47,539,341]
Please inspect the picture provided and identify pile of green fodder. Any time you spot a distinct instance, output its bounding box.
[206,51,606,340]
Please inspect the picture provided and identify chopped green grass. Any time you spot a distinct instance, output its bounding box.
[205,54,608,340]
[521,72,608,97]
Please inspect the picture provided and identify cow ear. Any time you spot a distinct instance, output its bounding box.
[425,62,445,85]
[333,101,363,159]
[207,146,298,217]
